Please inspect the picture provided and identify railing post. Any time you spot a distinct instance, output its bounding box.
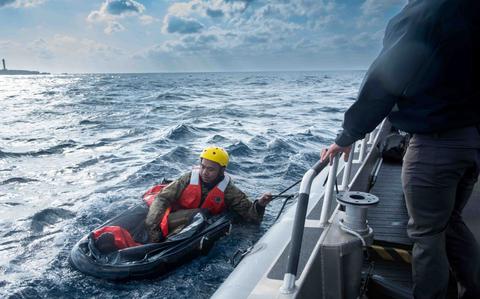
[368,130,376,144]
[280,159,328,294]
[341,142,355,191]
[319,155,339,227]
[359,137,368,162]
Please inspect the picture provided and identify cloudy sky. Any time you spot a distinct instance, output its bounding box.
[0,0,406,73]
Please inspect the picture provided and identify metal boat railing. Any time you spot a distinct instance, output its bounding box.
[319,155,339,227]
[280,125,382,294]
[279,158,329,293]
[340,141,355,191]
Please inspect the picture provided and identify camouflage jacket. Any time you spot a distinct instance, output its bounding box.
[145,171,265,242]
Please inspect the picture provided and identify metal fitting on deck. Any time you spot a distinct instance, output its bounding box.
[337,191,379,245]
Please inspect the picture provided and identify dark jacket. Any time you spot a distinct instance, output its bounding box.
[336,0,480,147]
[145,172,265,242]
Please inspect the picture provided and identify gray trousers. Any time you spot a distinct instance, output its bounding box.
[402,125,480,299]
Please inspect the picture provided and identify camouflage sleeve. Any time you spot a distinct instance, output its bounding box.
[145,172,191,242]
[224,180,265,224]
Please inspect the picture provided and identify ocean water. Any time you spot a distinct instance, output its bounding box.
[0,71,364,298]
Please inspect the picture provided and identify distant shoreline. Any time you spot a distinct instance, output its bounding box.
[0,69,50,75]
[16,69,366,76]
[0,69,368,76]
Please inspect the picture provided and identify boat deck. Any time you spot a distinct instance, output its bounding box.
[363,160,413,297]
[364,158,480,298]
[368,159,480,246]
[369,161,411,246]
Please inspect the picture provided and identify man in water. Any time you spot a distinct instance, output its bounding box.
[145,146,272,242]
[321,1,480,298]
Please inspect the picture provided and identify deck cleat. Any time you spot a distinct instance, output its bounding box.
[337,191,379,244]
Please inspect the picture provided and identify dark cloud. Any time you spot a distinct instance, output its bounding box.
[105,0,144,16]
[206,8,224,18]
[0,0,15,7]
[201,0,252,18]
[244,35,269,44]
[164,15,204,34]
[87,0,148,34]
[171,34,219,52]
[226,0,254,7]
[145,33,222,58]
[197,34,218,44]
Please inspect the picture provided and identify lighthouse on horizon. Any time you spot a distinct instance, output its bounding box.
[0,58,48,75]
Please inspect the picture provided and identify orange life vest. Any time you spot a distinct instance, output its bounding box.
[143,183,168,206]
[159,168,230,237]
[92,226,141,249]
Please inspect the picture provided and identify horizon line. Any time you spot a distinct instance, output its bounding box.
[35,68,369,75]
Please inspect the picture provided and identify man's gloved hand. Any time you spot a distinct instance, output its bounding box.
[258,192,273,207]
[320,143,352,164]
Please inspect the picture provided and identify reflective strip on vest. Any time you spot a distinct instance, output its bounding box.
[216,175,230,192]
[190,168,200,185]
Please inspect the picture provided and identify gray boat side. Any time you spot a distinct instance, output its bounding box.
[213,120,480,299]
[212,121,388,298]
[213,156,330,298]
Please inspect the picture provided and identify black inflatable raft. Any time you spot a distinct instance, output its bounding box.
[69,202,232,280]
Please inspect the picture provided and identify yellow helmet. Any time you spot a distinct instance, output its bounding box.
[200,146,229,167]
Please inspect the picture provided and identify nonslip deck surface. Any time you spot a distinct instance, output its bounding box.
[368,160,480,246]
[363,259,413,299]
[365,160,480,298]
[365,161,413,297]
[368,161,412,246]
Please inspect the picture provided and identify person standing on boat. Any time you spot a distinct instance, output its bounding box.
[321,1,480,298]
[145,146,272,243]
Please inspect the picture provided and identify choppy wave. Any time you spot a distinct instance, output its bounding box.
[127,157,184,187]
[0,140,78,158]
[156,92,190,101]
[78,119,103,126]
[227,141,253,157]
[1,177,38,185]
[165,124,199,140]
[0,70,364,298]
[30,208,76,233]
[267,138,297,154]
[208,134,231,144]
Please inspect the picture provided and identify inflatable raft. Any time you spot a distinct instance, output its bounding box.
[69,184,232,280]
